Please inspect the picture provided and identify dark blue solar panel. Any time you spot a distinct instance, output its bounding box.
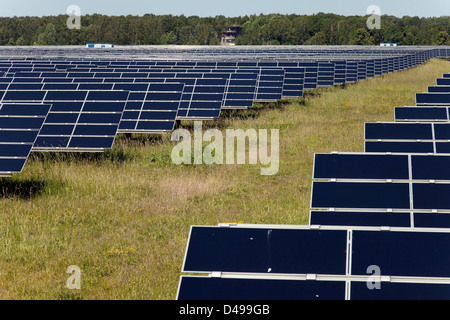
[428,86,450,93]
[437,78,450,85]
[365,141,434,153]
[0,130,40,143]
[310,211,412,228]
[43,83,78,90]
[0,103,51,174]
[44,113,79,124]
[0,103,50,116]
[311,182,410,209]
[414,213,450,228]
[395,107,448,121]
[434,124,450,139]
[0,144,34,157]
[3,90,46,101]
[141,101,180,110]
[84,96,122,109]
[77,113,122,124]
[0,117,46,129]
[183,226,348,275]
[135,121,175,131]
[175,78,227,120]
[39,124,74,135]
[8,83,43,90]
[365,123,433,140]
[178,277,346,301]
[351,282,450,300]
[436,142,450,153]
[412,155,450,180]
[352,230,450,278]
[413,183,450,209]
[417,93,450,105]
[117,82,184,133]
[0,90,128,151]
[87,90,130,101]
[313,154,409,180]
[44,90,88,101]
[68,136,115,149]
[73,124,119,135]
[78,83,114,90]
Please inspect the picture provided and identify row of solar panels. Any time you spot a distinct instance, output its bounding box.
[0,48,446,175]
[1,45,447,62]
[0,55,428,71]
[2,48,443,177]
[177,71,450,300]
[0,56,429,90]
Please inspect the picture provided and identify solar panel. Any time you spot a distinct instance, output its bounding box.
[365,122,450,154]
[314,153,450,181]
[416,93,450,106]
[172,78,227,120]
[428,86,450,93]
[365,141,435,153]
[300,62,318,90]
[313,153,409,180]
[311,181,411,210]
[1,89,129,152]
[280,67,304,98]
[177,276,346,300]
[310,211,412,227]
[351,282,450,300]
[0,103,51,176]
[437,78,450,86]
[311,151,450,231]
[395,106,449,122]
[221,76,258,109]
[117,82,184,133]
[3,77,187,134]
[365,123,433,140]
[254,70,285,101]
[351,230,450,278]
[178,224,450,300]
[317,62,335,87]
[182,226,348,275]
[9,67,264,110]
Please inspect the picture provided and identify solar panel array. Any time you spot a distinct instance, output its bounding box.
[177,46,450,300]
[4,45,450,299]
[1,45,449,176]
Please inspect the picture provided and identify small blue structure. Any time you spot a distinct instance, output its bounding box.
[86,43,114,48]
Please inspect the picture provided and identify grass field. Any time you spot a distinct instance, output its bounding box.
[0,58,449,300]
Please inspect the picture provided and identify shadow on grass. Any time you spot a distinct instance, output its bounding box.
[0,178,48,199]
[29,146,137,165]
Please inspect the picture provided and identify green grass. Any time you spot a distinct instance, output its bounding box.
[0,58,449,300]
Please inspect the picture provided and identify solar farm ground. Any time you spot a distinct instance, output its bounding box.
[0,58,449,300]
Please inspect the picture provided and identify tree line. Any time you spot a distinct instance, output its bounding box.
[0,13,449,46]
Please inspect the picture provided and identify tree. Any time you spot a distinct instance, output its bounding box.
[0,13,449,46]
[36,23,57,45]
[353,28,372,45]
[160,31,177,44]
[15,36,26,45]
[436,31,450,45]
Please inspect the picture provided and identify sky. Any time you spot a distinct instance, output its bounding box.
[0,0,449,18]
